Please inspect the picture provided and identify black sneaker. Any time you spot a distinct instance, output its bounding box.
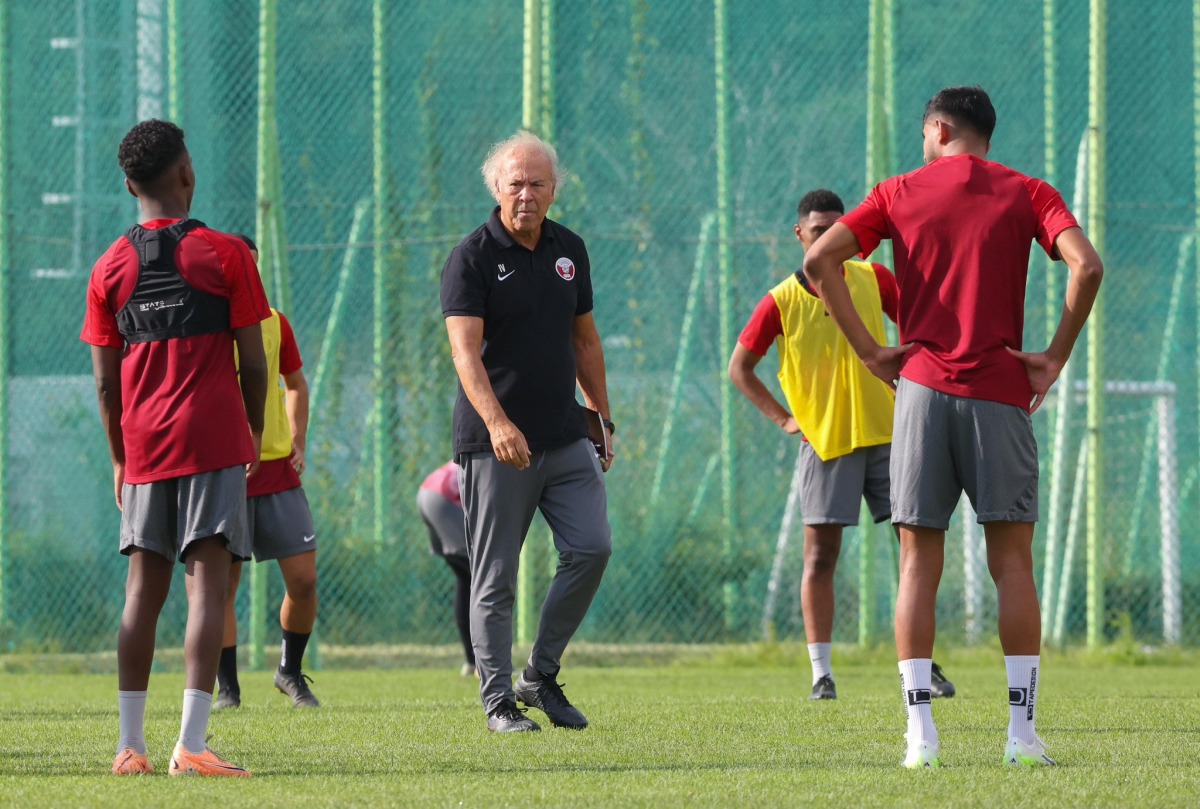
[213,687,241,709]
[930,662,956,698]
[274,669,320,708]
[487,700,541,733]
[514,672,589,729]
[809,675,837,700]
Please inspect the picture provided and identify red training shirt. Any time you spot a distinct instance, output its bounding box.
[80,219,271,484]
[839,154,1079,408]
[247,311,305,499]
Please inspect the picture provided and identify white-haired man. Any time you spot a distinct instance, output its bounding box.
[440,131,614,733]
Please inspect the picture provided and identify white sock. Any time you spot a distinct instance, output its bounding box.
[807,643,832,685]
[178,689,213,754]
[117,690,148,755]
[1005,655,1040,744]
[898,659,937,747]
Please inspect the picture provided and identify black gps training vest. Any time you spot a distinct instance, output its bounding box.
[115,219,231,344]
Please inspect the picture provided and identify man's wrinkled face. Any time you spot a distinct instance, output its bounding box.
[495,146,556,238]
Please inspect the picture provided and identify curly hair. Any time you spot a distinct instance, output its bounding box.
[797,189,844,220]
[117,119,187,183]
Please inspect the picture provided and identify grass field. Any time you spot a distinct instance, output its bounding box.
[2,648,1198,807]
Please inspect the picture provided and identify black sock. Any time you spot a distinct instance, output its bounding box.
[279,630,311,676]
[217,645,240,692]
[524,664,557,683]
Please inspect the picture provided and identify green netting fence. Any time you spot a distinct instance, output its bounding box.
[1,0,1197,664]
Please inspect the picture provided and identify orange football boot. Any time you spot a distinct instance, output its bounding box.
[167,743,251,777]
[112,747,153,775]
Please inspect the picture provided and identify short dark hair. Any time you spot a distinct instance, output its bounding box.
[923,86,996,140]
[233,233,257,252]
[797,189,844,220]
[117,119,187,184]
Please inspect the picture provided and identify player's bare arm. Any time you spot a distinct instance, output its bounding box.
[804,222,911,387]
[446,314,531,469]
[234,321,269,477]
[1005,226,1104,413]
[282,368,310,474]
[573,311,614,470]
[90,345,126,509]
[727,343,799,434]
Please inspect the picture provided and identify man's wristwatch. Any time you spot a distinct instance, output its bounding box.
[602,418,615,435]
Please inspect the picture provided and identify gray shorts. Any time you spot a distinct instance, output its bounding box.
[891,378,1038,530]
[417,488,467,557]
[120,465,251,563]
[799,441,891,525]
[247,486,317,562]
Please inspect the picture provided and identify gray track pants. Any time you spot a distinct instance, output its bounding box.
[459,438,612,714]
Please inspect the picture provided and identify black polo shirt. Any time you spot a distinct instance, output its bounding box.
[441,207,592,457]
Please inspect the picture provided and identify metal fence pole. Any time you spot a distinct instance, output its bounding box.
[862,0,895,647]
[515,0,544,647]
[714,0,737,629]
[167,0,179,122]
[249,0,281,670]
[0,0,8,626]
[857,503,875,647]
[1085,0,1107,649]
[1156,394,1180,644]
[1044,0,1059,344]
[962,497,984,645]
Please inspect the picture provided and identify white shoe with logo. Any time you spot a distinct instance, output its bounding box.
[1004,735,1056,766]
[902,737,941,769]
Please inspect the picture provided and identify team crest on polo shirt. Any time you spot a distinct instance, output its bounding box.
[555,257,575,280]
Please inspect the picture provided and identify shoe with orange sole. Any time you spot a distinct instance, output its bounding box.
[167,743,251,777]
[112,748,153,775]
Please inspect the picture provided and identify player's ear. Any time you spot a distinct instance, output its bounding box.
[937,118,954,145]
[124,178,139,199]
[178,156,194,191]
[794,223,804,242]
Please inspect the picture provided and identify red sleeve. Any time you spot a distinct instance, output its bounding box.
[211,232,271,328]
[277,311,303,374]
[79,242,128,348]
[737,294,783,356]
[1024,177,1080,259]
[839,179,895,258]
[871,263,899,323]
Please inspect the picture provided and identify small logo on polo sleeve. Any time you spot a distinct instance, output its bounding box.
[555,257,575,280]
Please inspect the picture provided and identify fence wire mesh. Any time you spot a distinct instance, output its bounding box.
[1,0,1197,661]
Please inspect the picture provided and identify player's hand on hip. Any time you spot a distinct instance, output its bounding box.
[490,419,532,469]
[779,415,800,435]
[1005,346,1064,414]
[864,343,913,389]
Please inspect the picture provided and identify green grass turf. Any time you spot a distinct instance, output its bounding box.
[1,654,1198,807]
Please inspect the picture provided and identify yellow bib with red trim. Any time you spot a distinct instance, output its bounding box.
[235,309,292,461]
[770,261,894,461]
